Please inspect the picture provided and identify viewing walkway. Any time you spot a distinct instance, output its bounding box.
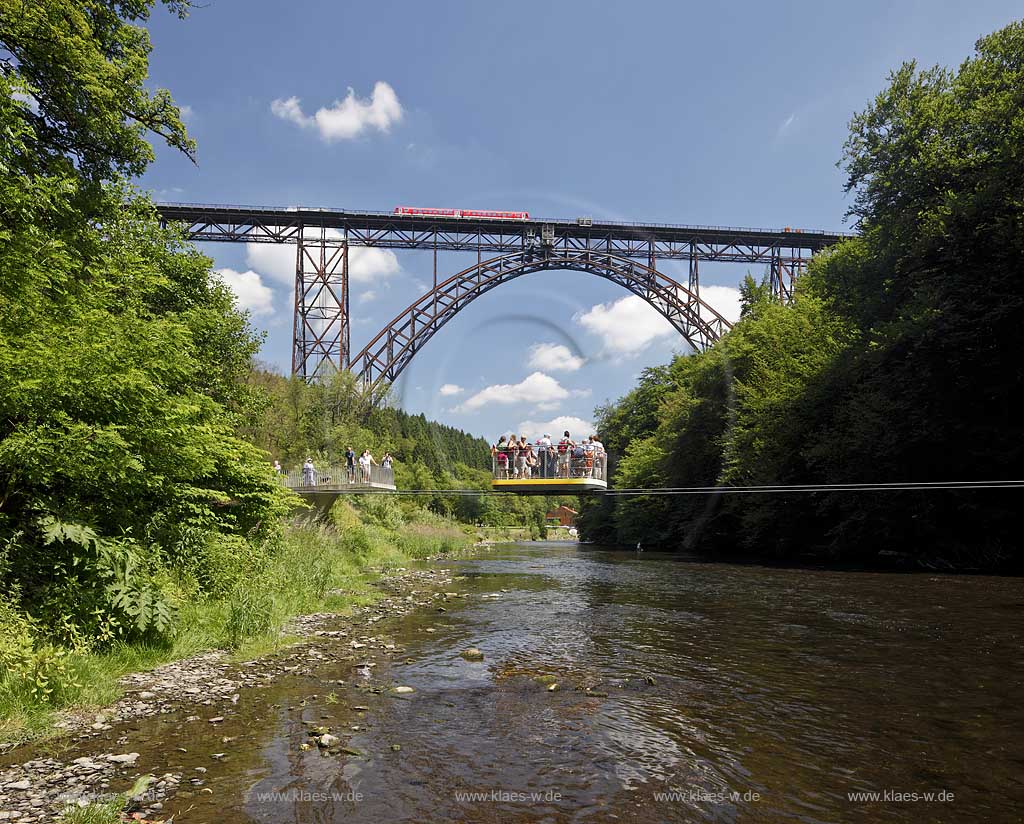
[281,464,396,513]
[491,451,608,495]
[282,464,395,492]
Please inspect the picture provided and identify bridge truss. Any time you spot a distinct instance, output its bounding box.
[158,203,850,387]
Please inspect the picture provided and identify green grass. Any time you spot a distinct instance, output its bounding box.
[0,507,473,747]
[57,798,124,824]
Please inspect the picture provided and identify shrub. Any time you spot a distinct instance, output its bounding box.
[195,532,269,598]
[224,582,274,650]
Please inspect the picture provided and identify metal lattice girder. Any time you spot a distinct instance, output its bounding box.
[159,203,845,265]
[351,249,733,401]
[292,226,349,379]
[155,203,847,387]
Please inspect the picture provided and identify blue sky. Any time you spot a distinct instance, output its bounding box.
[141,0,1021,442]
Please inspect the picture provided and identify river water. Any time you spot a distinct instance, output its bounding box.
[106,543,1024,822]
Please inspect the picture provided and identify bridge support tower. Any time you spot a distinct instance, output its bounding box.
[292,227,350,379]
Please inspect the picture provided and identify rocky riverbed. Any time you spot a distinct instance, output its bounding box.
[0,564,464,822]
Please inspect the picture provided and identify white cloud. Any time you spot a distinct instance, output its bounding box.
[700,284,743,324]
[527,342,585,372]
[213,268,274,317]
[439,384,464,396]
[178,104,194,122]
[576,295,677,357]
[245,233,399,288]
[270,96,306,126]
[575,287,743,357]
[271,81,403,142]
[776,112,797,139]
[515,415,594,442]
[457,371,568,413]
[349,247,401,283]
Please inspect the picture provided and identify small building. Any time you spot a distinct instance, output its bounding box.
[546,505,578,527]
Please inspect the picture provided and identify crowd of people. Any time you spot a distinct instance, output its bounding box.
[274,448,395,486]
[491,430,606,480]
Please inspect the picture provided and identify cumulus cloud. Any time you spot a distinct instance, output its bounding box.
[456,372,568,413]
[527,342,585,372]
[514,415,594,442]
[439,384,464,396]
[213,268,274,317]
[271,81,403,142]
[358,290,377,304]
[701,284,743,324]
[178,104,194,122]
[576,286,744,357]
[576,295,677,357]
[245,232,399,288]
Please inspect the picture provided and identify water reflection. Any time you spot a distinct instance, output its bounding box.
[171,543,1022,823]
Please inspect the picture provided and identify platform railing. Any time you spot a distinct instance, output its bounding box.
[281,463,395,489]
[492,445,607,481]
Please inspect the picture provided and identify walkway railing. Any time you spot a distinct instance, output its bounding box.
[281,463,395,490]
[492,446,607,481]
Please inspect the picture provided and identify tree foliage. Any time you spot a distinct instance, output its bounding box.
[0,0,290,655]
[579,22,1024,569]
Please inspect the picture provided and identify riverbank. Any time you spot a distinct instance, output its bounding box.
[0,556,476,822]
[3,542,1022,823]
[0,502,477,751]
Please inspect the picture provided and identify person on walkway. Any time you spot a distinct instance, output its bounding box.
[538,433,552,478]
[382,451,394,470]
[590,435,606,479]
[515,434,529,479]
[522,440,536,479]
[557,431,574,478]
[359,449,376,483]
[582,436,596,477]
[492,435,510,479]
[302,457,315,486]
[273,459,282,475]
[571,440,586,478]
[345,446,356,483]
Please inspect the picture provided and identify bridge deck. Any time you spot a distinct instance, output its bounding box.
[157,202,852,261]
[281,465,396,494]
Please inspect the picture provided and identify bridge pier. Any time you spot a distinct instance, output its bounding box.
[292,226,350,379]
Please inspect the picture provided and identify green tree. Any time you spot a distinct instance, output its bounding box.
[581,21,1024,568]
[0,0,290,644]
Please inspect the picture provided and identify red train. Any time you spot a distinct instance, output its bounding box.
[394,206,529,220]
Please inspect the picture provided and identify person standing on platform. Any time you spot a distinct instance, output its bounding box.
[345,446,356,483]
[539,433,552,478]
[557,431,574,478]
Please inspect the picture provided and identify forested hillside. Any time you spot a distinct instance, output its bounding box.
[243,368,491,477]
[579,22,1024,570]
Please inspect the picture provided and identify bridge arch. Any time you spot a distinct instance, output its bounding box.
[352,248,733,400]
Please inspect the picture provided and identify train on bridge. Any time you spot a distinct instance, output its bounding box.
[393,206,530,220]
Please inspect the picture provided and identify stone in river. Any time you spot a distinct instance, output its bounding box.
[460,647,484,661]
[318,734,340,748]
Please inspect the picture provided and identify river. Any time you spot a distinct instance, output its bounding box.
[66,543,1024,822]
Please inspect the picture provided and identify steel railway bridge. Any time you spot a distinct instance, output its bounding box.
[157,203,850,399]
